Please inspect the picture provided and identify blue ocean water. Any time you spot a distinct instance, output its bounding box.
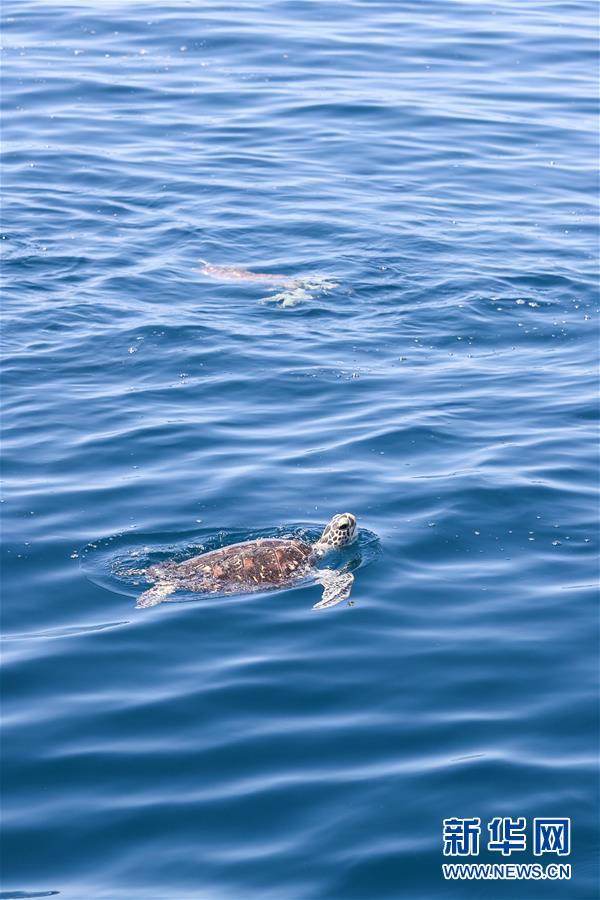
[1,1,598,898]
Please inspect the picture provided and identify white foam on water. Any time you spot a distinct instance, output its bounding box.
[261,277,339,308]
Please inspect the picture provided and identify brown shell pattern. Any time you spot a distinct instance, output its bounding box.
[153,538,313,592]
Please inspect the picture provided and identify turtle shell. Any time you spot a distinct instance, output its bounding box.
[152,538,313,593]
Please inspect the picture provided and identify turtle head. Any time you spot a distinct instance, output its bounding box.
[314,513,358,555]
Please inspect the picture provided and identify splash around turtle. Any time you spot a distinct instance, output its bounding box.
[81,518,380,611]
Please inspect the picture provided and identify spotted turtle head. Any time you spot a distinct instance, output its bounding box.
[316,513,358,552]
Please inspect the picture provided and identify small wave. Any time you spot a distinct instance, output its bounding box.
[1,621,129,643]
[0,892,60,899]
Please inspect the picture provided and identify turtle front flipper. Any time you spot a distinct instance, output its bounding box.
[313,570,354,610]
[136,582,176,608]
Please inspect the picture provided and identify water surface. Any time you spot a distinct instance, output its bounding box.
[1,1,598,898]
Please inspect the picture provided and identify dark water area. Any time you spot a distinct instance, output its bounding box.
[1,2,598,898]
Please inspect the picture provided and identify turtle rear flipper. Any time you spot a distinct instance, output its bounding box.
[136,583,176,608]
[313,570,354,610]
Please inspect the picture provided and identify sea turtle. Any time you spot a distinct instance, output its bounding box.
[124,513,358,610]
[199,261,299,287]
[198,260,338,307]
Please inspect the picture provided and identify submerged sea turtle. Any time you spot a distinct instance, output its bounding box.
[199,260,299,287]
[124,513,358,610]
[198,260,338,307]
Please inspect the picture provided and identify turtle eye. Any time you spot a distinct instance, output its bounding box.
[339,523,348,530]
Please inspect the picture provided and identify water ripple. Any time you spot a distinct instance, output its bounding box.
[1,1,597,898]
